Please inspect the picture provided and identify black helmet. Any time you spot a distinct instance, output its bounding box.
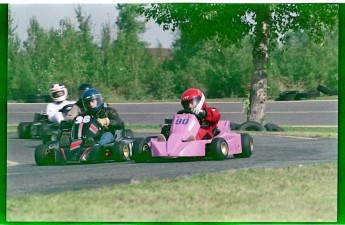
[78,83,93,99]
[82,88,104,114]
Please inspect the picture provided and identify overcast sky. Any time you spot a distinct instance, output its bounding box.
[9,4,176,48]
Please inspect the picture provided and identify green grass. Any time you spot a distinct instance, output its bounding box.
[242,126,338,139]
[7,162,337,222]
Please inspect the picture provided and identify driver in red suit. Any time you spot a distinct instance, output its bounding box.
[159,88,221,141]
[181,88,221,140]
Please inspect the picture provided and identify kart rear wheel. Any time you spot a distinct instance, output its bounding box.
[35,144,55,166]
[112,141,130,162]
[18,122,31,139]
[209,138,229,160]
[234,133,253,158]
[132,138,151,163]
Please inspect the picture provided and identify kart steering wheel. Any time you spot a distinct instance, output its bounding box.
[176,109,193,114]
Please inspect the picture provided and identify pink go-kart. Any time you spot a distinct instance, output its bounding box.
[131,110,254,163]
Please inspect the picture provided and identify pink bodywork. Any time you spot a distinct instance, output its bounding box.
[149,114,243,158]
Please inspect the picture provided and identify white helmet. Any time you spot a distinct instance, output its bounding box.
[50,83,68,102]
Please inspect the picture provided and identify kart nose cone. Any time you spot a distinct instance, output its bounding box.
[150,134,206,157]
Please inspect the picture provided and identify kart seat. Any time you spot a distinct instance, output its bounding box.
[34,113,49,123]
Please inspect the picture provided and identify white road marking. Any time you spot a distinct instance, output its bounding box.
[280,136,319,140]
[7,160,19,167]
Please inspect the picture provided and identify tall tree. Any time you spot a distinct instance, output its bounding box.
[8,8,22,99]
[74,6,100,81]
[23,17,52,94]
[112,4,154,99]
[140,3,338,123]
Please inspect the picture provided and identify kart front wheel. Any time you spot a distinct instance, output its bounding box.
[209,138,229,160]
[234,133,253,158]
[132,138,151,163]
[35,144,55,166]
[112,141,130,162]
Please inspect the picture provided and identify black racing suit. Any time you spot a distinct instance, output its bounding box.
[87,106,124,135]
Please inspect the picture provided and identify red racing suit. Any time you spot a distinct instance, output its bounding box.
[196,107,221,140]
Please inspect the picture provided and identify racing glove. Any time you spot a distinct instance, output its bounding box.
[191,108,206,118]
[97,117,110,128]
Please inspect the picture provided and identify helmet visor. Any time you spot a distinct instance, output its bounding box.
[181,98,199,110]
[52,90,65,99]
[83,99,96,111]
[82,93,103,112]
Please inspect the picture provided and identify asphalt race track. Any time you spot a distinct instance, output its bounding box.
[6,100,338,197]
[7,132,337,197]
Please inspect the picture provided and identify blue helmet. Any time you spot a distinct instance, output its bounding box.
[82,88,104,114]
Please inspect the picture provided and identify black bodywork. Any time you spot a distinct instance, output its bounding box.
[17,113,59,141]
[34,115,134,165]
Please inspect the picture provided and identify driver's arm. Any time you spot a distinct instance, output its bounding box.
[204,107,220,123]
[46,103,64,124]
[97,107,124,131]
[107,108,124,130]
[65,105,81,122]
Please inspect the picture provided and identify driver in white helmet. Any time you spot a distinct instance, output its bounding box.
[46,83,75,125]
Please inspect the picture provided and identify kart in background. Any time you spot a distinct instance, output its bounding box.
[34,114,134,166]
[131,110,253,163]
[17,104,74,143]
[18,113,58,141]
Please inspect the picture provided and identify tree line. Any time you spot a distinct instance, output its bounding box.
[8,4,338,104]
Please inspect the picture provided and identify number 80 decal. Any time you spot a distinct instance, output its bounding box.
[175,118,189,125]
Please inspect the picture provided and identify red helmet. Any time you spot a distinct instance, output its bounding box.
[181,88,206,110]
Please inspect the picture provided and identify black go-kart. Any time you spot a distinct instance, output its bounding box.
[18,113,59,141]
[34,114,134,166]
[17,104,74,143]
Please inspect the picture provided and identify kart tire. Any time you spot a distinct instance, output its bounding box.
[132,138,151,163]
[230,123,240,131]
[295,92,307,100]
[278,90,299,101]
[234,133,253,158]
[317,85,338,96]
[18,122,31,139]
[35,144,55,166]
[123,129,134,138]
[305,89,320,99]
[238,121,266,131]
[144,136,157,142]
[264,123,285,132]
[209,138,229,160]
[39,123,51,137]
[112,141,131,162]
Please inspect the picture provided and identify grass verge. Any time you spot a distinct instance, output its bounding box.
[7,162,337,222]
